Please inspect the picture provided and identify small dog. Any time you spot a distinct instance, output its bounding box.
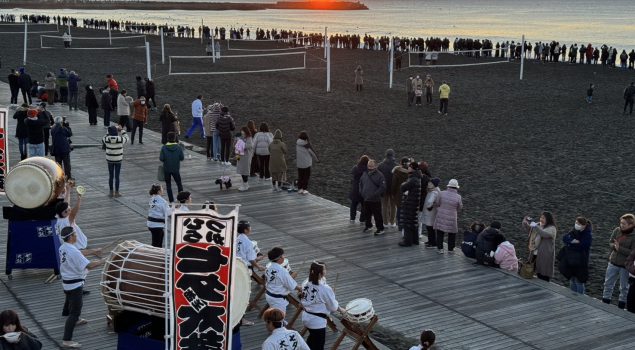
[215,176,232,190]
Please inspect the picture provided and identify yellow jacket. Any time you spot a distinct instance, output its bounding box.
[439,84,451,99]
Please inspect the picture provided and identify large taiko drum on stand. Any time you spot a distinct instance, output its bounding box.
[4,157,65,209]
[101,240,250,328]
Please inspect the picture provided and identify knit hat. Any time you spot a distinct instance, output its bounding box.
[431,178,440,187]
[274,129,282,140]
[447,179,460,189]
[107,125,118,136]
[385,149,395,160]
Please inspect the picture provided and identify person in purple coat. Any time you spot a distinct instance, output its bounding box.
[433,179,463,254]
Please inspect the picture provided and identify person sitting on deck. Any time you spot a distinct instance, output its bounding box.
[493,235,519,272]
[461,222,484,258]
[475,221,504,266]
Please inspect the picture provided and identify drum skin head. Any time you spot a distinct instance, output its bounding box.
[5,157,63,209]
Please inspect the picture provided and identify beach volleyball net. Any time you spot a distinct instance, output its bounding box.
[406,49,509,68]
[168,51,307,75]
[39,34,146,49]
[227,37,313,52]
[0,22,59,34]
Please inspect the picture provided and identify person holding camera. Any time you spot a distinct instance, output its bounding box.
[522,212,557,281]
[51,116,73,179]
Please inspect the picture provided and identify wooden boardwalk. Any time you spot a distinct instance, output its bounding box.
[1,81,634,349]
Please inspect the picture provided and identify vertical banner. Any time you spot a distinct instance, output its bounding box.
[170,208,238,350]
[0,107,8,194]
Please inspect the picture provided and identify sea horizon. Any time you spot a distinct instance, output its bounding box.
[2,0,635,51]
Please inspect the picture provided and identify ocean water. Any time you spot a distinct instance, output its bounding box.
[5,0,635,50]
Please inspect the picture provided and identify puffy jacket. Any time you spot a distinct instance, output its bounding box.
[17,72,32,90]
[399,170,421,231]
[254,132,273,156]
[349,164,367,201]
[56,71,68,88]
[216,114,235,139]
[203,103,222,136]
[626,249,635,276]
[461,230,478,258]
[433,188,462,233]
[439,84,450,99]
[51,124,72,156]
[558,226,592,282]
[160,143,184,173]
[475,227,503,265]
[296,139,317,169]
[359,169,386,202]
[117,94,133,116]
[390,166,409,206]
[25,116,46,144]
[132,100,148,122]
[268,133,287,174]
[608,228,635,267]
[377,157,397,191]
[68,73,81,92]
[12,106,28,139]
[136,79,146,97]
[421,188,440,227]
[100,90,112,111]
[44,75,56,90]
[495,241,519,272]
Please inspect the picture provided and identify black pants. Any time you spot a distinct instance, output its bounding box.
[257,155,270,178]
[146,94,157,108]
[363,201,384,231]
[149,227,164,247]
[627,277,635,313]
[43,129,50,155]
[62,286,83,341]
[109,90,118,110]
[350,196,364,221]
[306,328,326,350]
[439,98,449,114]
[403,226,418,245]
[624,99,634,114]
[426,226,436,246]
[297,166,311,190]
[164,171,183,203]
[20,87,32,104]
[537,273,551,282]
[55,153,72,179]
[415,96,422,105]
[10,86,18,104]
[407,91,415,106]
[88,107,97,125]
[220,137,232,162]
[426,90,433,104]
[131,119,144,143]
[436,230,456,251]
[103,109,111,126]
[118,115,131,131]
[60,86,68,103]
[356,84,363,91]
[206,136,214,158]
[108,162,121,191]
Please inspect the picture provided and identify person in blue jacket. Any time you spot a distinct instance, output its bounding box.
[559,217,592,294]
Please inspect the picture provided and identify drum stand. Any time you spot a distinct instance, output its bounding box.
[331,315,379,350]
[248,273,267,311]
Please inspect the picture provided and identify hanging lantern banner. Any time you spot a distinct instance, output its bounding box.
[0,108,8,194]
[170,208,238,350]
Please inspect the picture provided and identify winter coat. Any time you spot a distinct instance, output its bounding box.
[132,100,148,122]
[117,94,133,116]
[102,133,128,163]
[160,110,179,143]
[378,157,397,191]
[461,229,478,259]
[17,72,32,90]
[51,124,72,156]
[349,164,367,201]
[136,79,146,97]
[268,136,287,174]
[399,170,422,231]
[145,80,155,96]
[25,117,46,144]
[495,241,519,272]
[203,104,222,136]
[160,143,184,173]
[433,188,462,233]
[44,75,56,90]
[475,227,504,265]
[421,187,440,227]
[523,223,556,278]
[100,91,112,111]
[8,72,19,89]
[236,137,254,176]
[85,86,99,109]
[608,227,635,267]
[626,249,635,276]
[390,166,409,207]
[359,169,386,202]
[354,68,363,85]
[216,114,236,139]
[68,73,81,92]
[254,132,273,156]
[13,106,28,139]
[559,226,592,283]
[296,139,317,169]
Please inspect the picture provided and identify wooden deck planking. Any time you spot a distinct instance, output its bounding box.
[2,82,635,349]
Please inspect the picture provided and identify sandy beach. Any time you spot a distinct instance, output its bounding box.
[1,25,634,299]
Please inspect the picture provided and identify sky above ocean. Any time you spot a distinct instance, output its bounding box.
[4,0,635,50]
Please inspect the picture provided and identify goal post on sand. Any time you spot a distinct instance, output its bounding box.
[168,51,307,75]
[39,34,146,49]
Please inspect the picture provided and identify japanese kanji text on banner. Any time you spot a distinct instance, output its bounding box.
[0,107,8,194]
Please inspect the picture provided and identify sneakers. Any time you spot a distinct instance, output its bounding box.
[349,220,356,224]
[265,177,272,181]
[398,241,412,247]
[238,183,249,191]
[75,318,88,326]
[62,341,82,348]
[447,250,455,255]
[302,190,310,195]
[438,110,442,114]
[298,189,305,194]
[363,227,372,233]
[374,230,384,235]
[108,191,114,198]
[437,249,444,254]
[425,244,436,249]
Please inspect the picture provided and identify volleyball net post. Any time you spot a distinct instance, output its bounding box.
[108,21,112,46]
[146,41,152,80]
[326,36,331,93]
[520,34,525,80]
[211,28,216,64]
[160,27,165,64]
[23,21,27,65]
[389,37,394,89]
[324,27,328,59]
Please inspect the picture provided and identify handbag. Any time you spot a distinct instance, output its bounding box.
[518,255,535,279]
[157,164,165,181]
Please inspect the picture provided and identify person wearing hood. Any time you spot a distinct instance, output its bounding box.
[44,72,56,105]
[51,116,73,179]
[422,177,441,248]
[602,213,635,309]
[8,68,19,105]
[494,235,518,272]
[203,103,222,160]
[12,104,29,160]
[268,129,287,192]
[398,162,422,246]
[57,68,69,104]
[85,85,99,125]
[433,179,463,254]
[390,157,411,231]
[559,217,592,294]
[235,127,254,192]
[159,104,179,144]
[378,149,397,227]
[349,155,369,223]
[160,132,185,203]
[24,107,47,158]
[130,96,148,144]
[295,131,318,195]
[67,70,81,111]
[102,125,128,198]
[359,160,386,235]
[475,221,504,265]
[100,87,112,127]
[17,67,32,105]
